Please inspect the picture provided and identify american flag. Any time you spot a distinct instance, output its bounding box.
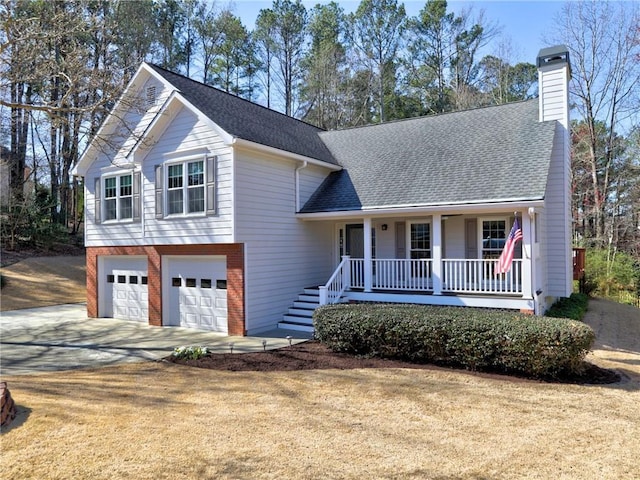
[496,218,523,274]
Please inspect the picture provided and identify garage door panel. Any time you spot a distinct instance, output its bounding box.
[102,257,148,322]
[167,257,227,333]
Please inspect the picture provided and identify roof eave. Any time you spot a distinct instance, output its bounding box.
[232,138,342,170]
[297,198,545,219]
[73,63,167,177]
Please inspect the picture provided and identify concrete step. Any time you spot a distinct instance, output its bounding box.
[278,314,315,332]
[281,314,314,325]
[288,308,314,317]
[293,301,318,309]
[298,294,321,303]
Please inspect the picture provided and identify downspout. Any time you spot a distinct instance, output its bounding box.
[295,160,308,212]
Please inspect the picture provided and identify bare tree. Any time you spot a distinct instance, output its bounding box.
[551,0,640,247]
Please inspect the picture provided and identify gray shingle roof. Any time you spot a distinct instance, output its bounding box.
[149,64,556,213]
[148,64,338,165]
[301,100,557,212]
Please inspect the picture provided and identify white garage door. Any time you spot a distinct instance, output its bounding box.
[102,257,148,322]
[166,257,227,332]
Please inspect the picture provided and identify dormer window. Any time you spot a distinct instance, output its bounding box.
[167,160,205,215]
[94,171,141,224]
[155,155,216,219]
[104,174,133,220]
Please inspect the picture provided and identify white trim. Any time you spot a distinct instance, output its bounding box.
[163,156,208,217]
[162,146,210,160]
[101,171,135,223]
[297,200,545,220]
[477,216,509,259]
[406,219,432,260]
[345,291,535,311]
[232,138,342,171]
[73,64,154,176]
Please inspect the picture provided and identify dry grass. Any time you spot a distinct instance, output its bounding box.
[0,256,86,311]
[2,345,639,479]
[1,256,639,479]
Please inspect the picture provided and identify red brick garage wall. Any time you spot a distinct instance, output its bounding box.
[86,244,245,335]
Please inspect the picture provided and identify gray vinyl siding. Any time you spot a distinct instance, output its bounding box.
[141,106,234,244]
[84,162,144,246]
[84,76,171,247]
[234,150,334,332]
[540,65,572,298]
[298,164,331,210]
[544,131,571,297]
[84,86,234,246]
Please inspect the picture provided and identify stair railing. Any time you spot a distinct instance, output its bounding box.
[318,256,351,306]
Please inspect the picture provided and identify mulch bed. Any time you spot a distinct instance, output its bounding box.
[164,340,621,385]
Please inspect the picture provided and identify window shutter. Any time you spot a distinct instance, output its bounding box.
[395,222,406,259]
[133,171,141,223]
[465,218,477,259]
[94,177,101,224]
[155,164,163,219]
[206,155,216,216]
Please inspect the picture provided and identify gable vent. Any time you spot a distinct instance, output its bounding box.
[146,85,157,107]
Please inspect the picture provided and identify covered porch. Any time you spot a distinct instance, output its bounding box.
[311,207,543,314]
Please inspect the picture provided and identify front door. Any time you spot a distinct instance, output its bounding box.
[345,224,364,258]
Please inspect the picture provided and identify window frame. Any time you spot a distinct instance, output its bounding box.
[162,155,212,218]
[478,217,509,259]
[102,172,134,223]
[407,221,432,260]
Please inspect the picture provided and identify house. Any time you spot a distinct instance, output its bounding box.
[72,45,573,335]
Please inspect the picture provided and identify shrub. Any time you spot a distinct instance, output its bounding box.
[172,345,209,360]
[314,304,595,379]
[584,248,639,300]
[545,293,589,320]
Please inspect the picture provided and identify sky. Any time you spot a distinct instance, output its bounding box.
[229,0,567,65]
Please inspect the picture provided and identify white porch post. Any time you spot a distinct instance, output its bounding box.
[432,214,443,295]
[363,217,372,292]
[521,210,533,300]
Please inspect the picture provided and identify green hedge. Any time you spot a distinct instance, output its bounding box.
[313,304,595,379]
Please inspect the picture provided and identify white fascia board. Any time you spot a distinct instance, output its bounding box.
[296,199,545,220]
[231,138,342,171]
[172,92,235,145]
[73,63,156,177]
[73,63,171,176]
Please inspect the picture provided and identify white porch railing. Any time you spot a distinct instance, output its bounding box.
[441,259,522,294]
[319,256,352,305]
[321,258,523,302]
[372,259,433,290]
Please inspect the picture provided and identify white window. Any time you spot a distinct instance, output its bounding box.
[155,155,215,219]
[166,160,205,215]
[409,222,431,259]
[104,174,133,221]
[480,218,507,259]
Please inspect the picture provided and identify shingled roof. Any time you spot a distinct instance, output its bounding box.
[149,64,556,213]
[148,64,337,165]
[301,100,557,212]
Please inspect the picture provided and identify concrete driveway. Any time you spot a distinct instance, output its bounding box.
[0,304,312,375]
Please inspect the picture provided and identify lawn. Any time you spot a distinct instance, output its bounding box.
[2,298,639,479]
[2,352,639,479]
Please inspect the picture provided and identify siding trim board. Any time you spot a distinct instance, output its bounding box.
[86,243,245,335]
